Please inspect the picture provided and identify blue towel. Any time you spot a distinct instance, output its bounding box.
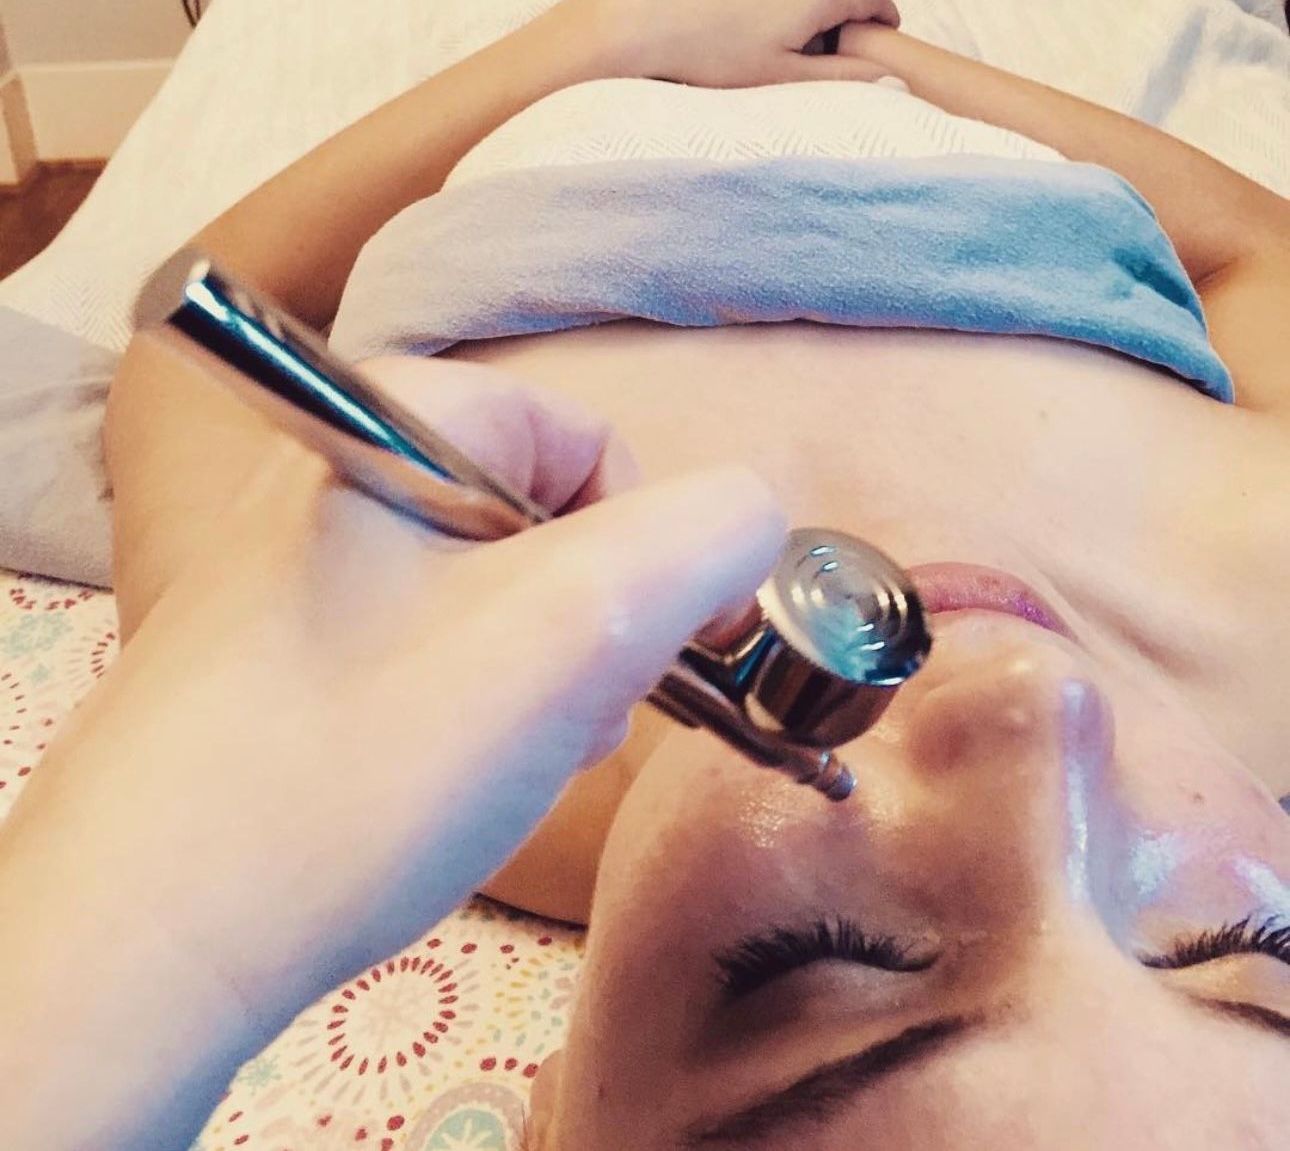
[331,156,1232,403]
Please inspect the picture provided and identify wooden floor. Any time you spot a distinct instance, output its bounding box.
[0,163,104,280]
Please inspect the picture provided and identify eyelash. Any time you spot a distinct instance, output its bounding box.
[1143,915,1290,970]
[717,913,1290,998]
[716,917,932,999]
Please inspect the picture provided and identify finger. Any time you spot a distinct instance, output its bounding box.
[479,466,786,734]
[559,432,642,512]
[778,52,900,83]
[358,355,639,513]
[876,0,901,28]
[830,0,901,28]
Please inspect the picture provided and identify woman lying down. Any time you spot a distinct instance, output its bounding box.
[13,0,1286,1146]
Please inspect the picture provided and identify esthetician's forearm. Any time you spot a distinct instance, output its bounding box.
[193,2,629,328]
[843,26,1289,286]
[0,682,271,1151]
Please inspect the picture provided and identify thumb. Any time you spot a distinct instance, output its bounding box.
[779,52,902,84]
[482,465,786,735]
[331,469,783,932]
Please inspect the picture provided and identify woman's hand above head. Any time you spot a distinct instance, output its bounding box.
[578,0,902,86]
[0,357,786,1151]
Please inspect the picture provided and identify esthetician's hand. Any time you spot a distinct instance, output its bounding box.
[572,0,903,86]
[0,357,785,1150]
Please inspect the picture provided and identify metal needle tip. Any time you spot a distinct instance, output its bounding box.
[795,749,856,802]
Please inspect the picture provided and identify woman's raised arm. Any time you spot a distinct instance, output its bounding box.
[838,24,1290,417]
[194,5,620,329]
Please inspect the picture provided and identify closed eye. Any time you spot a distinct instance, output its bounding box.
[1140,915,1290,970]
[715,917,935,1001]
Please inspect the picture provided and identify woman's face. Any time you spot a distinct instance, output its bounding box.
[532,608,1290,1148]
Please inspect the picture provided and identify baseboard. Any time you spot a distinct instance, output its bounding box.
[17,59,173,165]
[0,71,38,185]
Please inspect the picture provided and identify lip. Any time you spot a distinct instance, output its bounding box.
[906,563,1075,639]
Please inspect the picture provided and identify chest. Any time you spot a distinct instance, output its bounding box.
[447,320,1290,785]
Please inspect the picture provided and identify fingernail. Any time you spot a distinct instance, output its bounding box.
[875,75,911,93]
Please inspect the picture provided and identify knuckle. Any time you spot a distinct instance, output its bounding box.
[515,542,664,733]
[570,552,641,653]
[536,544,644,673]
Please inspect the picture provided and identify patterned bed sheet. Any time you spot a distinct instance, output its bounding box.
[0,568,583,1150]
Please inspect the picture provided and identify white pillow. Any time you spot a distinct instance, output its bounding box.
[446,77,1062,191]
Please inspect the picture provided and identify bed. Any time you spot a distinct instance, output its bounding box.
[1,1,1288,1146]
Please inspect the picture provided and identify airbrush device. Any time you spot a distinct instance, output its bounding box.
[135,249,932,801]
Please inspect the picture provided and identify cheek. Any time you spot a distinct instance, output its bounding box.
[1106,690,1290,868]
[589,729,819,933]
[1072,689,1290,929]
[586,725,1028,962]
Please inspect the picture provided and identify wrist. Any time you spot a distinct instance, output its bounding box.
[838,22,912,77]
[541,0,647,81]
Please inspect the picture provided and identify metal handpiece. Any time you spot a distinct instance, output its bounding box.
[650,530,929,799]
[135,250,548,540]
[679,530,927,741]
[135,249,932,800]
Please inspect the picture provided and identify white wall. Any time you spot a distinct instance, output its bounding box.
[0,14,12,74]
[0,0,190,66]
[0,0,189,169]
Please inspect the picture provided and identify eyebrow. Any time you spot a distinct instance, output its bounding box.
[681,1014,985,1146]
[1186,996,1290,1040]
[682,996,1290,1146]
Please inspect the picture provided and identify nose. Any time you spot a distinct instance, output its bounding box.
[867,615,1117,916]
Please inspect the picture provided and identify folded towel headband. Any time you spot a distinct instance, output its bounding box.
[331,155,1232,403]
